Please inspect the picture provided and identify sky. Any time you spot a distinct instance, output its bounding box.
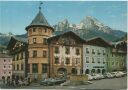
[0,1,127,35]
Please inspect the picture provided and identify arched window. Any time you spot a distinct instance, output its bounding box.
[97,69,101,73]
[102,69,106,74]
[91,69,95,74]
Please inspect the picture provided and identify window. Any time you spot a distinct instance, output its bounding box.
[75,58,80,64]
[86,48,89,53]
[32,64,38,73]
[112,61,114,65]
[9,66,10,68]
[65,58,70,65]
[54,57,59,64]
[17,54,19,60]
[4,59,6,62]
[103,58,105,64]
[92,57,95,63]
[55,47,59,54]
[21,64,23,70]
[28,51,29,58]
[97,58,100,63]
[86,57,89,63]
[43,51,47,58]
[72,68,77,75]
[17,64,19,70]
[33,50,37,58]
[65,47,70,54]
[76,48,80,55]
[27,64,30,73]
[33,38,36,44]
[103,50,105,55]
[13,56,15,61]
[97,50,101,55]
[29,29,32,35]
[116,62,118,66]
[42,64,47,73]
[21,52,23,59]
[44,28,47,33]
[13,65,15,70]
[92,49,95,54]
[112,53,113,57]
[43,38,47,45]
[33,28,36,32]
[4,66,6,68]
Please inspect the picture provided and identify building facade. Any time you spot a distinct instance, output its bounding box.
[0,53,12,80]
[25,8,54,80]
[83,37,111,75]
[48,31,85,77]
[7,37,28,80]
[107,41,127,72]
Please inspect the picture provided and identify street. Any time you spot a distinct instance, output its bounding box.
[1,76,127,90]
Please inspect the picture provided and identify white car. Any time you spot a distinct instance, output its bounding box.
[105,73,114,78]
[99,74,105,79]
[111,72,117,77]
[92,74,101,80]
[86,74,93,81]
[115,71,125,78]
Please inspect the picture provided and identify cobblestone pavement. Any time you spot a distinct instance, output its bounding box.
[1,76,127,90]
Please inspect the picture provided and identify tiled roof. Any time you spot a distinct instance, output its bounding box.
[47,31,85,43]
[26,10,53,30]
[30,11,50,26]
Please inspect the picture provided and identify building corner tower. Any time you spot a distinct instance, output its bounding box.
[25,5,54,81]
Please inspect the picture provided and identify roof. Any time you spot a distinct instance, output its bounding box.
[26,10,54,31]
[47,31,85,43]
[0,53,12,58]
[85,37,112,47]
[7,36,27,50]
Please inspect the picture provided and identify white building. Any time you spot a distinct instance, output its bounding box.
[83,37,111,75]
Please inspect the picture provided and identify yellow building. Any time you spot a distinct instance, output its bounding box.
[7,37,28,80]
[25,7,54,81]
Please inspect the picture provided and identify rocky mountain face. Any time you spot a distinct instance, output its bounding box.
[53,16,126,41]
[0,16,126,49]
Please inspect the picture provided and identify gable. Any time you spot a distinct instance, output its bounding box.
[86,37,111,47]
[48,31,85,45]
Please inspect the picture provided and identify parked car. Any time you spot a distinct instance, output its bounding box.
[104,73,114,79]
[111,72,117,78]
[40,77,66,86]
[86,74,93,81]
[115,71,125,78]
[92,74,101,80]
[99,74,105,79]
